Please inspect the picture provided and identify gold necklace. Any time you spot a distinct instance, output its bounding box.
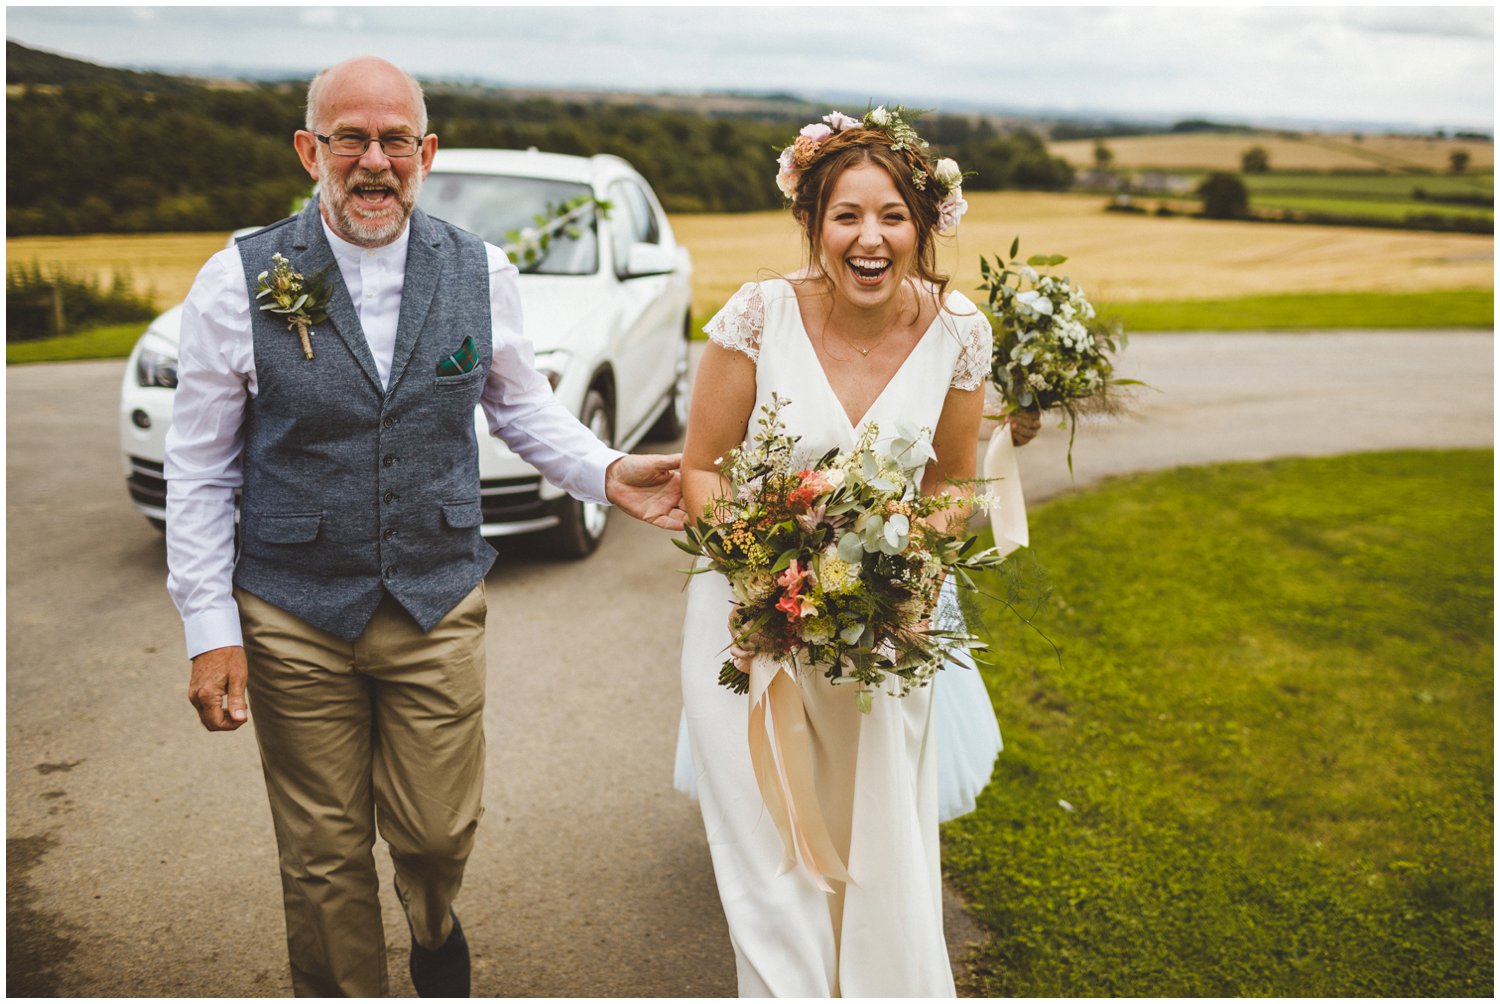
[825,287,911,358]
[831,325,896,358]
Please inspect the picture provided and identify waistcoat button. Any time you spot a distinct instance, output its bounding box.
[383,454,396,467]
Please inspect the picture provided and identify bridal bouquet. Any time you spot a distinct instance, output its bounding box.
[979,237,1138,470]
[675,395,1005,710]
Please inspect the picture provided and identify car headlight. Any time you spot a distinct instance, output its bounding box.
[532,349,570,392]
[135,333,179,389]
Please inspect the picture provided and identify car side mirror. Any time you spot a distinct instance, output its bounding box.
[624,242,676,277]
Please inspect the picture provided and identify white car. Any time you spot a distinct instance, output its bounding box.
[119,149,693,558]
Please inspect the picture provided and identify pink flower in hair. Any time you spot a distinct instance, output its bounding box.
[823,111,861,132]
[937,189,969,232]
[799,122,833,142]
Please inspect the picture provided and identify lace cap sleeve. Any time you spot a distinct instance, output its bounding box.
[951,309,994,391]
[704,281,765,362]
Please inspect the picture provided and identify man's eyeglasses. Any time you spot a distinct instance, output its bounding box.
[315,132,425,158]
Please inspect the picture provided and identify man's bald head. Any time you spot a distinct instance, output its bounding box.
[305,56,427,136]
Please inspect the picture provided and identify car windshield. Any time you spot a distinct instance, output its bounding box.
[417,172,600,276]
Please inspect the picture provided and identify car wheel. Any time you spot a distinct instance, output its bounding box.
[544,387,613,559]
[644,325,690,442]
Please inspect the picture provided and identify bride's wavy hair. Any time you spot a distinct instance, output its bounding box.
[790,128,951,306]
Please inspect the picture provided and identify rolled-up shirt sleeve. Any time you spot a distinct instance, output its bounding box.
[479,243,623,503]
[164,248,253,659]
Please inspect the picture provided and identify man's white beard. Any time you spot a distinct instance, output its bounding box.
[317,151,424,247]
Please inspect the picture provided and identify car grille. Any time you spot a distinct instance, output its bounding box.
[127,456,166,509]
[480,475,547,523]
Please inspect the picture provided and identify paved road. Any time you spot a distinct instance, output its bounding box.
[6,330,1491,996]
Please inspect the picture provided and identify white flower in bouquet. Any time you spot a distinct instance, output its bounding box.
[731,567,779,606]
[1015,289,1053,319]
[813,546,861,595]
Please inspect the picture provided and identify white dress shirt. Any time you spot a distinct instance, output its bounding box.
[165,216,623,658]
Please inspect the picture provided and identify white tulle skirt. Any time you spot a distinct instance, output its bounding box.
[673,576,1002,823]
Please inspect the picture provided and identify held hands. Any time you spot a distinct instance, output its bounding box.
[606,453,689,531]
[188,645,249,732]
[1009,408,1042,447]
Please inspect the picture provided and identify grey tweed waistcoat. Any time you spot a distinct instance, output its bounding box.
[233,198,496,642]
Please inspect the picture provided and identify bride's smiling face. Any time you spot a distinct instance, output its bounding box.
[817,162,917,309]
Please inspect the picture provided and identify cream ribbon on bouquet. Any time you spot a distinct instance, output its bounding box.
[746,654,852,893]
[982,419,1030,557]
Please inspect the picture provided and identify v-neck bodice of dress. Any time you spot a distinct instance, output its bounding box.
[709,278,992,458]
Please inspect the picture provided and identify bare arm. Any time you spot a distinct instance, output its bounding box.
[681,341,759,520]
[922,383,986,536]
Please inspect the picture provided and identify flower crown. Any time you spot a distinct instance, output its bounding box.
[775,105,969,233]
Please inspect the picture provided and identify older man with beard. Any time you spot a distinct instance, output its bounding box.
[165,56,685,997]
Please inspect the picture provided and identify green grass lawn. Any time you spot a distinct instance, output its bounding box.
[1101,290,1494,332]
[948,450,1493,997]
[1246,171,1493,203]
[5,321,148,364]
[693,291,1492,341]
[1252,194,1494,224]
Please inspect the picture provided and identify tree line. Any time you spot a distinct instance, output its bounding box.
[7,78,1074,236]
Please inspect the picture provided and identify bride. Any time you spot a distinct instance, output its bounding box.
[677,108,994,997]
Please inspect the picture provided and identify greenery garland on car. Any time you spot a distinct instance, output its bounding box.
[502,195,612,271]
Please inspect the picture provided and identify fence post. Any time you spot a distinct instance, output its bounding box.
[48,283,65,336]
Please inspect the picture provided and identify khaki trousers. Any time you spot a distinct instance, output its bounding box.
[237,583,487,997]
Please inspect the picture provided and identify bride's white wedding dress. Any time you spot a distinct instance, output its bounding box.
[678,278,991,997]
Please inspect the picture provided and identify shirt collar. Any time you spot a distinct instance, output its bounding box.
[319,214,411,264]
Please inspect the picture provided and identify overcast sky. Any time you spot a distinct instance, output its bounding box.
[6,4,1494,131]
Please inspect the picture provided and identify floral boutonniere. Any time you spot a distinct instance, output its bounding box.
[254,253,332,360]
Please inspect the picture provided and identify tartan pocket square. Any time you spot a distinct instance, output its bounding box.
[436,336,479,376]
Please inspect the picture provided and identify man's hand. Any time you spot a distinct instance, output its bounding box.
[189,646,249,732]
[606,453,688,530]
[1009,408,1042,447]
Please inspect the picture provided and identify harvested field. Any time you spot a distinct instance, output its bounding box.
[8,192,1493,318]
[5,231,230,309]
[1050,131,1495,174]
[671,191,1494,310]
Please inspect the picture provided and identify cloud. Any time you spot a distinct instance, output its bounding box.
[1336,6,1493,41]
[4,5,1492,130]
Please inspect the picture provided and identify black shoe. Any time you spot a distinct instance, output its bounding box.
[408,907,470,998]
